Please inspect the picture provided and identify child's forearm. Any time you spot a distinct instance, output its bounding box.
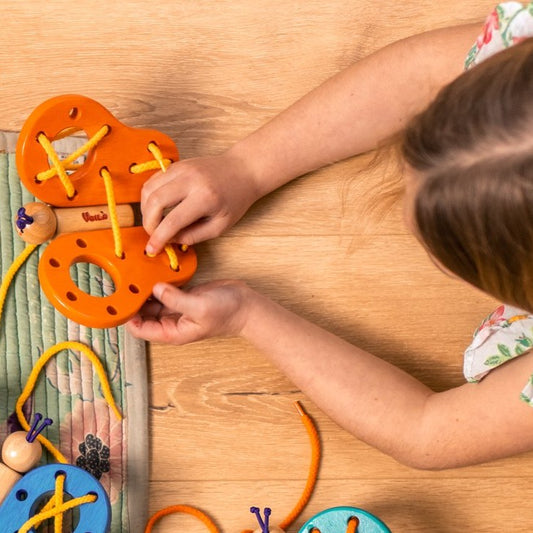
[240,288,434,465]
[240,289,533,469]
[229,23,481,197]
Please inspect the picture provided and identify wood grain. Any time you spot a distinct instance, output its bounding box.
[5,1,533,532]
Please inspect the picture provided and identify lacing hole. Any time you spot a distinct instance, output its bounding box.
[76,238,87,248]
[49,258,60,268]
[66,292,77,301]
[66,190,78,201]
[129,162,137,173]
[129,284,140,294]
[68,107,78,119]
[55,469,67,479]
[34,175,42,184]
[16,490,28,501]
[106,306,117,316]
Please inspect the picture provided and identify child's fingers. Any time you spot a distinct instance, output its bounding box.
[142,183,186,241]
[145,198,210,253]
[152,283,197,316]
[174,216,228,247]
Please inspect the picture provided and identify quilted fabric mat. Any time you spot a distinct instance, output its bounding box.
[0,131,149,532]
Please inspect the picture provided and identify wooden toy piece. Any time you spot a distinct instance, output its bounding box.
[0,463,111,532]
[16,94,180,208]
[15,94,198,328]
[0,463,21,506]
[0,413,51,507]
[2,432,42,473]
[298,506,391,533]
[39,227,197,328]
[15,201,135,244]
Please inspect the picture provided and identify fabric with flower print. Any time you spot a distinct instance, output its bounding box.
[464,304,533,404]
[0,131,149,532]
[465,2,533,69]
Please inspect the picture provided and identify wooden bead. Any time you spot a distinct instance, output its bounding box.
[15,201,57,244]
[0,462,21,505]
[2,431,42,473]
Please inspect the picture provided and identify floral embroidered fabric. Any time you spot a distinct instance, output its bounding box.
[462,4,533,405]
[464,305,533,405]
[465,1,533,69]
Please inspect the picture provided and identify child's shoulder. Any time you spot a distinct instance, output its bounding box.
[465,2,533,69]
[464,304,533,405]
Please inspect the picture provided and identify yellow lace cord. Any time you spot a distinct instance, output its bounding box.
[15,340,123,464]
[18,471,97,533]
[100,166,124,258]
[37,125,110,184]
[0,243,38,327]
[37,130,180,269]
[131,142,180,269]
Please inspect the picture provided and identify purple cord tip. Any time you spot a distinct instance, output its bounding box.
[250,506,272,533]
[16,207,34,232]
[26,412,53,443]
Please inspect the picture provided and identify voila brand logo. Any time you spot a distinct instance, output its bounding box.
[82,210,109,222]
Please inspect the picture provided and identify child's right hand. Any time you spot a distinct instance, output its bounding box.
[141,151,260,254]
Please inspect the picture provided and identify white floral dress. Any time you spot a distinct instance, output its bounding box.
[462,3,533,404]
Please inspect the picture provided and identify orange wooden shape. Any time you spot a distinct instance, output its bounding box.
[39,227,197,329]
[15,95,197,328]
[16,94,179,207]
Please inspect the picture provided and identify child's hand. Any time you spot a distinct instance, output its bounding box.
[126,280,251,345]
[141,152,259,254]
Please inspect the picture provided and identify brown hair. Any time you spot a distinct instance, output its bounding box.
[401,38,533,312]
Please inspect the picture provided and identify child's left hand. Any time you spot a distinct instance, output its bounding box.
[126,280,250,345]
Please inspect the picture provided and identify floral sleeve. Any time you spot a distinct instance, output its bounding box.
[465,2,533,69]
[464,304,533,406]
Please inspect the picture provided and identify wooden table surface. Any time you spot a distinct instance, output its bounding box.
[4,1,533,532]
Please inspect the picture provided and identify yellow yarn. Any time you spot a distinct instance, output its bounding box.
[131,142,180,269]
[37,133,76,198]
[36,125,110,183]
[53,470,65,533]
[18,471,97,533]
[36,129,179,270]
[147,142,170,172]
[16,340,123,464]
[100,166,124,258]
[0,243,38,327]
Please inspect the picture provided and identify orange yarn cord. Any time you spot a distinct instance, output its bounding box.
[278,401,321,531]
[144,505,219,533]
[241,401,321,533]
[145,402,320,533]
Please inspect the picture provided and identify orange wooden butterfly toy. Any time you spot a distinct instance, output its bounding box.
[15,94,197,328]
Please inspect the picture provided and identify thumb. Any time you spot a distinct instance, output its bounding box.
[152,283,194,313]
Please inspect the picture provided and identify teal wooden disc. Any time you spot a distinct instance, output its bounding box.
[298,506,391,533]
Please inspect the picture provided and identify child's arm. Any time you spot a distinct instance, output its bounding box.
[143,23,482,252]
[128,281,533,470]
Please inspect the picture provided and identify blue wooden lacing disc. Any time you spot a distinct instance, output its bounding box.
[0,463,111,533]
